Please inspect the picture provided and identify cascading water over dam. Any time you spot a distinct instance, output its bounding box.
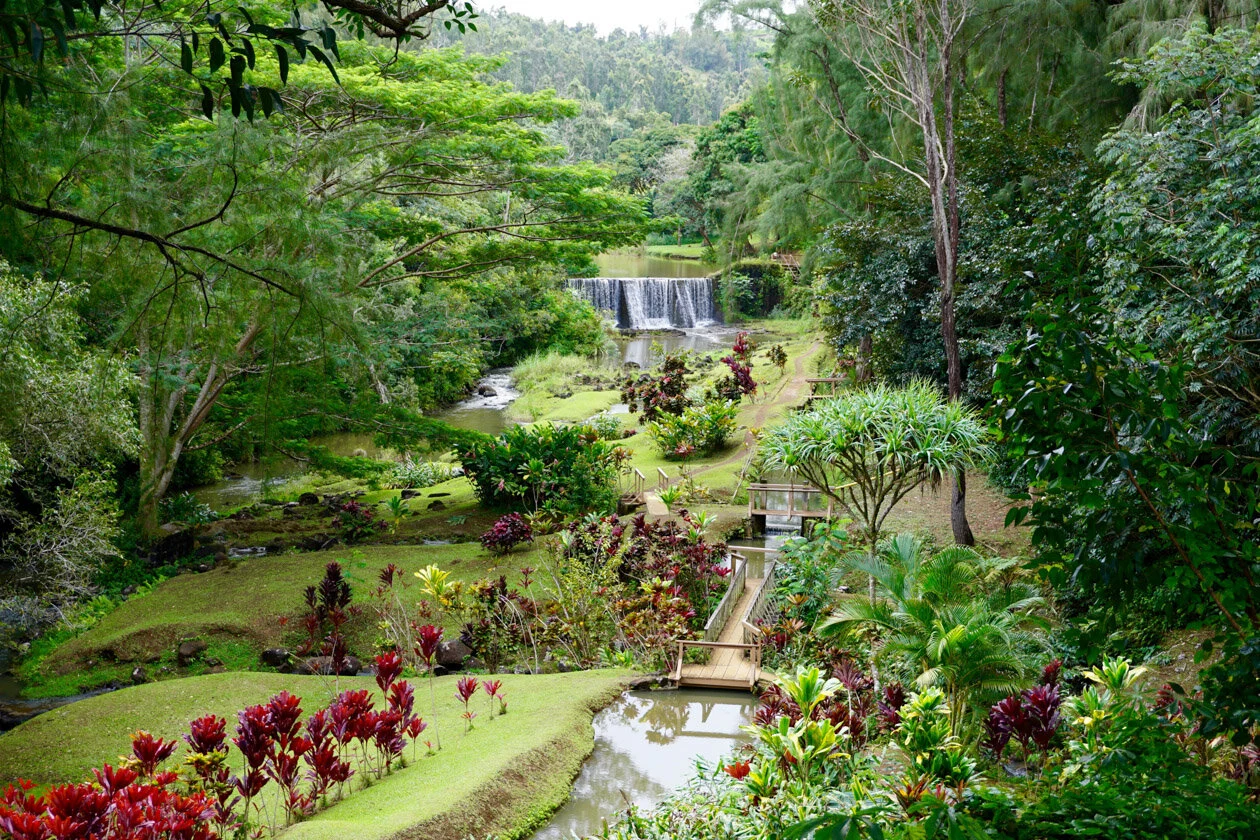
[567,277,719,330]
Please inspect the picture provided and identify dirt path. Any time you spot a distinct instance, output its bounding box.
[685,337,823,484]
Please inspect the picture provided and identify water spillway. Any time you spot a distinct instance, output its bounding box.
[567,277,719,329]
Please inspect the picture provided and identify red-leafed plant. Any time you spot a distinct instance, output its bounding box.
[983,681,1063,764]
[717,332,757,401]
[184,715,239,833]
[0,734,220,840]
[303,708,353,809]
[877,683,907,733]
[480,513,534,555]
[622,351,693,422]
[332,499,384,544]
[724,760,752,780]
[482,679,504,719]
[413,623,445,749]
[262,691,314,822]
[127,731,178,777]
[456,676,479,732]
[232,703,272,821]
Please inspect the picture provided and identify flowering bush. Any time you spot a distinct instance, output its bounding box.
[332,500,383,544]
[480,513,534,555]
[621,351,693,422]
[716,331,756,401]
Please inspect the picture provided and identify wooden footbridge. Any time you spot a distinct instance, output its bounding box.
[671,549,779,690]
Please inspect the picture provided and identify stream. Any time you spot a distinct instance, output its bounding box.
[532,688,755,840]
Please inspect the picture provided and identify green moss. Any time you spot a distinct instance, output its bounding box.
[0,670,630,840]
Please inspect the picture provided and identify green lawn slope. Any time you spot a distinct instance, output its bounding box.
[23,543,544,697]
[0,670,630,840]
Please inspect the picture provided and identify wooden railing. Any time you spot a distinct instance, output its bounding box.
[630,468,646,497]
[702,552,747,642]
[748,483,834,519]
[805,377,848,400]
[657,467,669,489]
[741,559,779,645]
[670,639,762,688]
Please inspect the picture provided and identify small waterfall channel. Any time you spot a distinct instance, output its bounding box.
[567,277,720,330]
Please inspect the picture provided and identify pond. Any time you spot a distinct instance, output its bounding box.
[532,688,755,840]
[594,251,717,279]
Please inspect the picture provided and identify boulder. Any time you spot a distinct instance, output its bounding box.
[477,385,498,397]
[130,666,148,684]
[400,489,419,500]
[149,526,194,567]
[293,656,362,677]
[435,640,473,671]
[427,500,446,511]
[260,648,291,668]
[177,639,208,666]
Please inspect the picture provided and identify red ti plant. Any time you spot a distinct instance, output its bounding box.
[455,676,479,732]
[127,731,178,777]
[0,737,219,840]
[877,683,907,733]
[184,715,239,833]
[232,704,272,820]
[304,708,352,808]
[482,679,504,719]
[984,682,1062,765]
[262,691,314,822]
[723,759,752,780]
[413,623,445,749]
[375,650,404,694]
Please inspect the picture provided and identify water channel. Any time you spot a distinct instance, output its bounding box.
[532,688,755,840]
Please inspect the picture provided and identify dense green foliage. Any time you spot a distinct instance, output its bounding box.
[459,424,623,516]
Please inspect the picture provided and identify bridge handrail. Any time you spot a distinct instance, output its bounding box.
[741,560,778,645]
[671,638,761,687]
[703,552,747,641]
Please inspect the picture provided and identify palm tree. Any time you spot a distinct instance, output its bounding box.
[819,534,1047,734]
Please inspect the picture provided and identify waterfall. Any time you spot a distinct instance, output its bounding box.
[567,277,719,329]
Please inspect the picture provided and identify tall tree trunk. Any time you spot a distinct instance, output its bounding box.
[856,335,874,383]
[917,3,974,546]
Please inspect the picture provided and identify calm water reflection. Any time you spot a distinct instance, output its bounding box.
[594,252,716,279]
[532,689,755,840]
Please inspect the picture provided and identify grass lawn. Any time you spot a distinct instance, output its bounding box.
[643,243,710,260]
[0,670,630,840]
[22,542,548,697]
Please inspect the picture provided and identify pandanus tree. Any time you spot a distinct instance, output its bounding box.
[760,380,991,599]
[819,534,1048,734]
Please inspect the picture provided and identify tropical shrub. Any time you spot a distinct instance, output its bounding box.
[715,331,756,401]
[819,534,1048,734]
[296,562,353,661]
[480,513,534,555]
[773,520,850,626]
[621,351,693,422]
[159,491,218,525]
[385,459,453,490]
[460,423,622,515]
[332,500,383,544]
[587,411,625,441]
[646,400,739,459]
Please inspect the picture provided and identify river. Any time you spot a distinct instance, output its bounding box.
[532,688,754,840]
